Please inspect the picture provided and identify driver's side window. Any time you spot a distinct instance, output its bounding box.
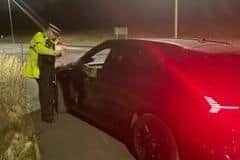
[86,48,111,68]
[83,48,112,78]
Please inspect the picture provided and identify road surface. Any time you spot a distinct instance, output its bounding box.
[0,43,91,55]
[31,111,134,160]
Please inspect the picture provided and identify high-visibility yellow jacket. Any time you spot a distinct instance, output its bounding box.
[23,32,59,79]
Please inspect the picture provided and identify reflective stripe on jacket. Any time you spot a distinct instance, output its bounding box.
[23,32,58,79]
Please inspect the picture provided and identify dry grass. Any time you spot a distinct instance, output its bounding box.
[0,54,39,160]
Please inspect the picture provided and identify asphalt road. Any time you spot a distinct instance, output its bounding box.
[31,111,134,160]
[0,43,90,55]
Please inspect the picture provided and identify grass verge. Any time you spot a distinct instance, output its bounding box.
[0,54,40,160]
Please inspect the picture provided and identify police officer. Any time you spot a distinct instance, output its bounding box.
[23,24,62,123]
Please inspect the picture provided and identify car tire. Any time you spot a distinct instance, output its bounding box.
[132,114,180,160]
[57,81,68,113]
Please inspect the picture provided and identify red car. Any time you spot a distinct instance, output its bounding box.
[56,38,240,160]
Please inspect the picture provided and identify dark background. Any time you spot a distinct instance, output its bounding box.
[0,0,240,37]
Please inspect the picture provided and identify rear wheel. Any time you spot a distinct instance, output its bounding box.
[133,115,179,160]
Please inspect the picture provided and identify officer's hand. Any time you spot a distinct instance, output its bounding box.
[55,45,63,57]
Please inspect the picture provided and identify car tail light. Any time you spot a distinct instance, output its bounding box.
[204,96,240,114]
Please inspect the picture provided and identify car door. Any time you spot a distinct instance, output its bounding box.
[96,42,167,133]
[75,43,114,124]
[95,42,141,133]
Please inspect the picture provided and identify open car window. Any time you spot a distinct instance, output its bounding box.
[83,48,112,78]
[86,48,111,68]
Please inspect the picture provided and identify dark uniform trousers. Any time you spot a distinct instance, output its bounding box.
[37,54,57,123]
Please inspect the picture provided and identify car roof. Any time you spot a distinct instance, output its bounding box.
[109,38,240,54]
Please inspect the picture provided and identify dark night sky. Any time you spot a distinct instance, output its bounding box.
[1,0,240,37]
